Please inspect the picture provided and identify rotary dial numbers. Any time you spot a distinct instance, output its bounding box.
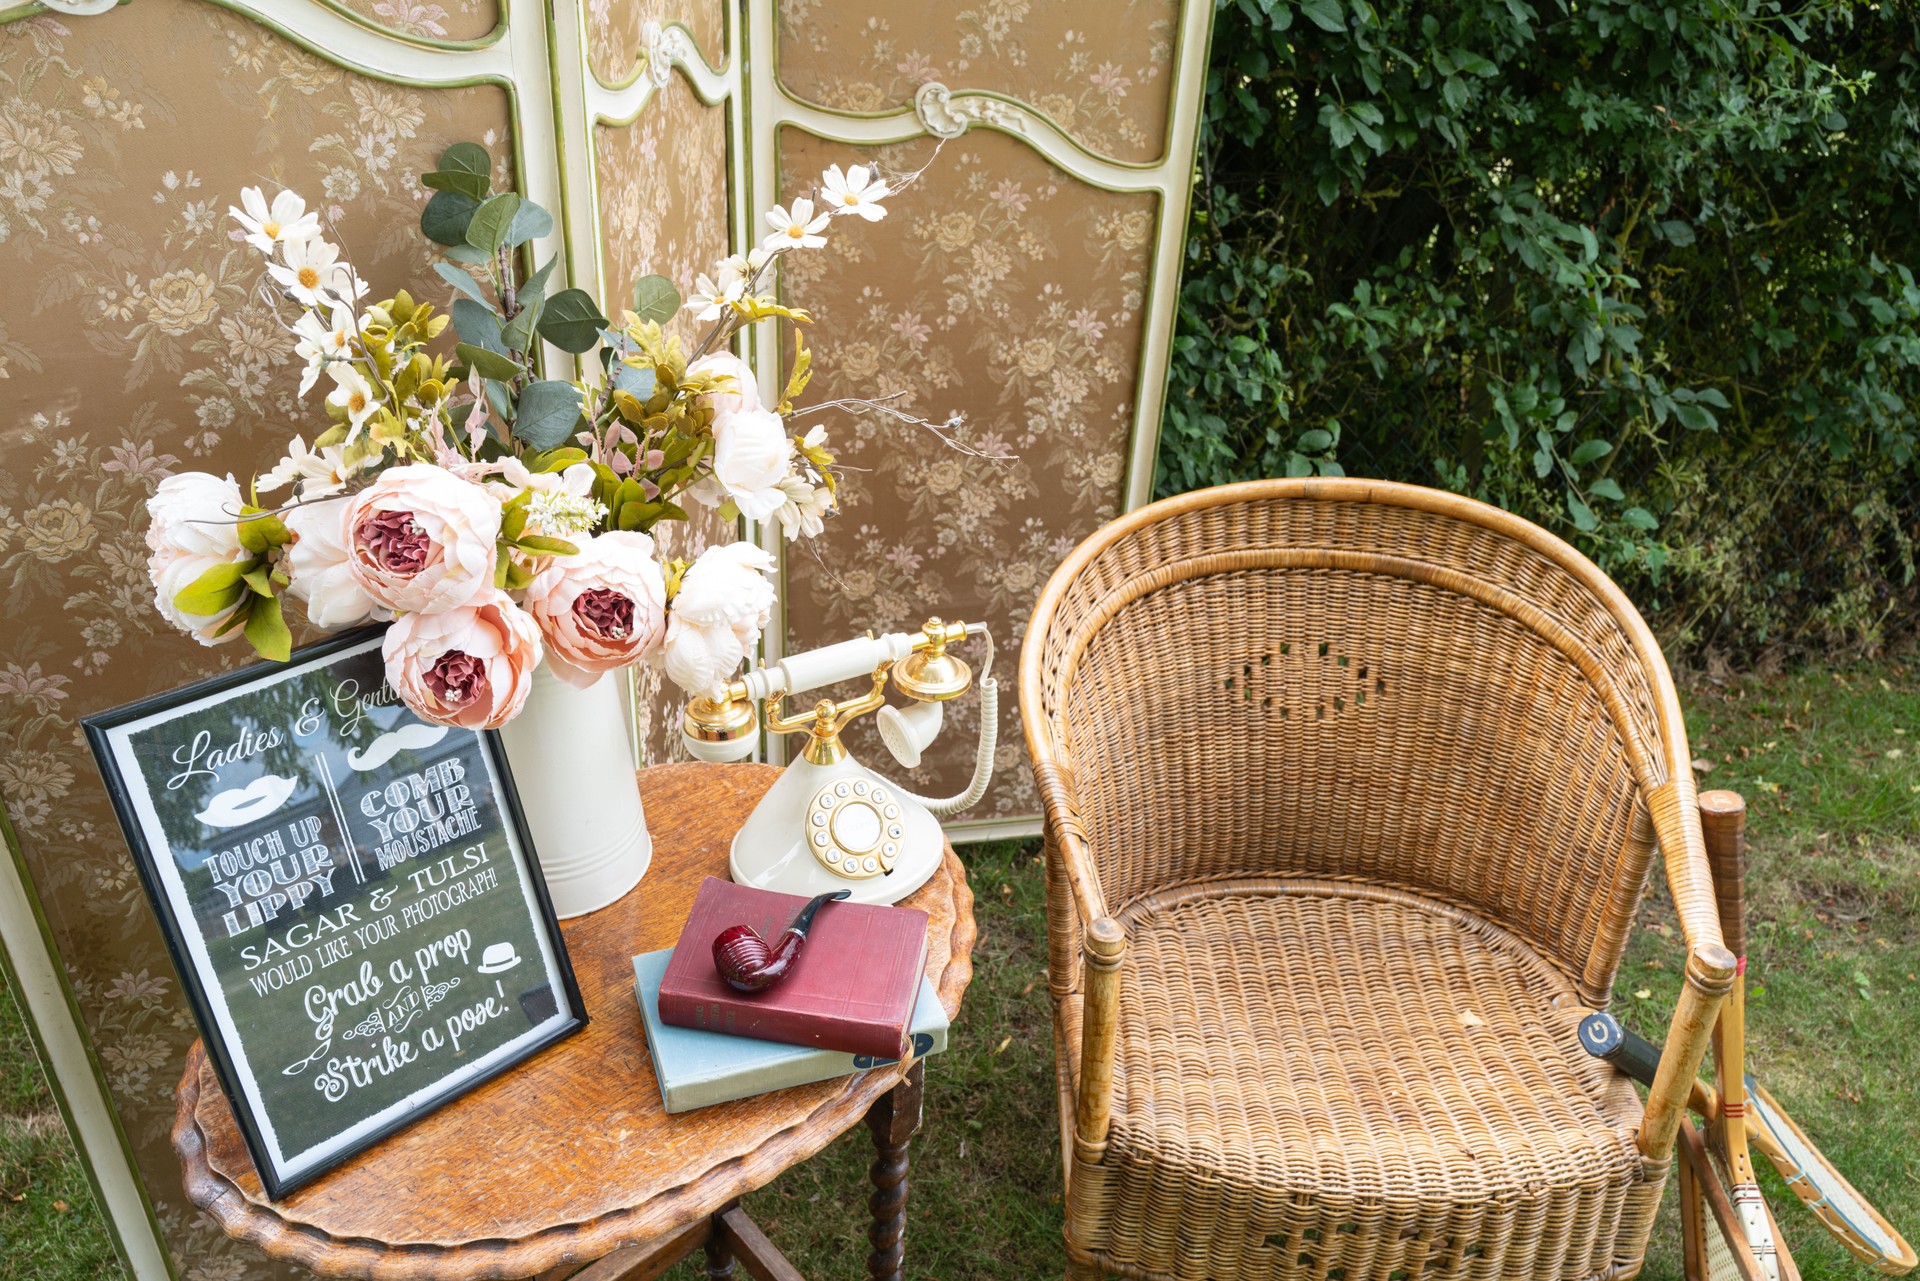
[805,780,906,880]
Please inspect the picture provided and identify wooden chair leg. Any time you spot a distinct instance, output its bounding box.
[704,1203,738,1280]
[864,1060,925,1281]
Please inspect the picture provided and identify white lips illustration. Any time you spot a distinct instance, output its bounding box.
[196,774,300,829]
[346,723,450,772]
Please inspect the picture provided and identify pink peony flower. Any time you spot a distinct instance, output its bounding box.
[687,351,760,417]
[660,541,777,694]
[145,472,249,646]
[344,464,501,614]
[522,532,668,688]
[382,591,542,729]
[284,498,391,630]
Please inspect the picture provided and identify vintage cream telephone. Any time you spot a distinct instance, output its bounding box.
[679,618,996,905]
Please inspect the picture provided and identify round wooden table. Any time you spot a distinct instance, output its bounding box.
[172,763,977,1281]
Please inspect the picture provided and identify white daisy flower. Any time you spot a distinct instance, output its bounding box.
[256,435,359,497]
[771,476,834,541]
[819,164,890,222]
[325,363,380,440]
[229,187,321,255]
[761,197,831,251]
[292,302,357,397]
[715,246,776,294]
[683,272,743,322]
[268,237,368,308]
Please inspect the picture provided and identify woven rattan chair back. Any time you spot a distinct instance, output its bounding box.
[1023,480,1737,1281]
[1033,480,1681,1006]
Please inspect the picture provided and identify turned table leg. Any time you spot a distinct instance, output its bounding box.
[864,1060,926,1281]
[703,1201,738,1279]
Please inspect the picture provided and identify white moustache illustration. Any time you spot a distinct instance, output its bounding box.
[346,722,450,772]
[196,774,300,829]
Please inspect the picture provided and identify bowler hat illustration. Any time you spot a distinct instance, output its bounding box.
[476,941,522,974]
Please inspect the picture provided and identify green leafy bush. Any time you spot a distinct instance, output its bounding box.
[1160,0,1920,655]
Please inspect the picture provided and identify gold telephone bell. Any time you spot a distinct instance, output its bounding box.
[680,617,995,906]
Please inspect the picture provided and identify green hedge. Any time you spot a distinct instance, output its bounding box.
[1158,0,1920,657]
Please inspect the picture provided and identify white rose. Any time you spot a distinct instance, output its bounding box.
[687,351,760,417]
[707,405,792,522]
[284,498,391,630]
[661,541,777,694]
[145,472,248,645]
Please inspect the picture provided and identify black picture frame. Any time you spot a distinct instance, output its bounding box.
[83,625,586,1199]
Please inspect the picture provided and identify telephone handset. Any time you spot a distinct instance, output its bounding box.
[680,618,996,905]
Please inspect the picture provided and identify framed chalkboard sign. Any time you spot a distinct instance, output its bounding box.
[83,627,586,1198]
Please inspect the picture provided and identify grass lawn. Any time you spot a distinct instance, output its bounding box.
[0,972,123,1279]
[4,659,1916,1279]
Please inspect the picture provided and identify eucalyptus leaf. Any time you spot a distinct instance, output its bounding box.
[505,201,554,250]
[422,142,492,201]
[537,289,610,354]
[436,141,492,183]
[456,341,523,383]
[422,167,491,203]
[421,190,480,247]
[452,298,506,354]
[519,255,558,307]
[434,262,492,306]
[501,299,544,355]
[465,192,522,255]
[631,274,681,325]
[483,378,514,428]
[612,361,657,400]
[512,379,585,449]
[441,243,489,266]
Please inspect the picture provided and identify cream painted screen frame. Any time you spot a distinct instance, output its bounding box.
[0,0,1211,1273]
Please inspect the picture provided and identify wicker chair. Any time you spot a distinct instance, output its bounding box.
[1020,479,1736,1281]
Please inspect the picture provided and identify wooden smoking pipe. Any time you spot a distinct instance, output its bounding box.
[711,890,851,993]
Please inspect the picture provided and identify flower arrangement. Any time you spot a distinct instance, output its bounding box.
[144,143,903,730]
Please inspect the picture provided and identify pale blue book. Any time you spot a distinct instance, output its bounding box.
[633,949,949,1114]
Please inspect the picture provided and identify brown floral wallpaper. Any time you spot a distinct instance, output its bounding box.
[594,71,736,764]
[586,0,726,90]
[775,0,1178,163]
[0,4,511,1276]
[329,0,498,45]
[776,128,1158,821]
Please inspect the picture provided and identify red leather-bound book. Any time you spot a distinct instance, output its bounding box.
[657,877,930,1059]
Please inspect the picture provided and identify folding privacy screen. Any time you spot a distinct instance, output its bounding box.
[0,0,1209,1272]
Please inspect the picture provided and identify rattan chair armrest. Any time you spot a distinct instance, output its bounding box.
[1639,777,1738,1163]
[1033,758,1111,928]
[1073,917,1126,1157]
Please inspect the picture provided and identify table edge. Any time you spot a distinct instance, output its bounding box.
[172,846,976,1281]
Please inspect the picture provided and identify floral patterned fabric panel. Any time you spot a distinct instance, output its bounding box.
[333,0,499,47]
[0,5,511,1275]
[776,0,1178,164]
[777,128,1156,821]
[595,73,735,763]
[586,0,727,90]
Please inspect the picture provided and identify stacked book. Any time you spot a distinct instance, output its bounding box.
[634,876,947,1114]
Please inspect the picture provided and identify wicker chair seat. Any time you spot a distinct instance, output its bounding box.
[1026,482,1737,1281]
[1082,880,1658,1281]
